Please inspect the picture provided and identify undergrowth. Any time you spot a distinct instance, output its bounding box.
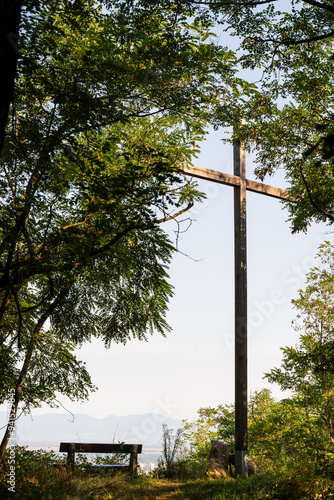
[0,446,333,499]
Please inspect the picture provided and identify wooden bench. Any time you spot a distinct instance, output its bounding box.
[58,443,142,474]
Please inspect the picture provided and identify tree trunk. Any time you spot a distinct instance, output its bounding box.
[0,0,23,156]
[0,284,72,462]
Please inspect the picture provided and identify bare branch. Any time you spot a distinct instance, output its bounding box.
[54,399,75,423]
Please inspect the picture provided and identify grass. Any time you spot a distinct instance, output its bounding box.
[0,472,304,500]
[67,476,237,500]
[0,447,333,499]
[64,473,334,500]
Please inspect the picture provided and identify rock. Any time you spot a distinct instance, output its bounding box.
[229,452,259,475]
[206,460,229,478]
[205,442,230,478]
[205,442,260,478]
[248,456,260,475]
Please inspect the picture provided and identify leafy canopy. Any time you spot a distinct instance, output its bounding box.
[0,0,242,420]
[202,0,334,232]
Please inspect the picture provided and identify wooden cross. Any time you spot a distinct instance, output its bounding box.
[183,142,289,477]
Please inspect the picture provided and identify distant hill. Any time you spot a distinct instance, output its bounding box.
[0,411,184,470]
[0,411,182,448]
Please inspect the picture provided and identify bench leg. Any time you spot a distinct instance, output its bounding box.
[129,449,138,475]
[67,444,75,470]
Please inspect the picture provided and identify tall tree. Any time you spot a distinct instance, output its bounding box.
[0,0,241,459]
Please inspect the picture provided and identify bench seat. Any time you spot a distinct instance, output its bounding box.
[58,442,142,474]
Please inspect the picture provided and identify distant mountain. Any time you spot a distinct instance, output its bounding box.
[0,411,182,449]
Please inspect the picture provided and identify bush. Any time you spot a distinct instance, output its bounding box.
[0,446,76,499]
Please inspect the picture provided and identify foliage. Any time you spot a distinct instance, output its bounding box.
[182,393,280,470]
[265,241,334,454]
[0,330,96,409]
[0,446,76,499]
[181,389,334,495]
[0,0,243,455]
[180,242,334,486]
[181,402,234,476]
[2,446,333,499]
[207,0,334,232]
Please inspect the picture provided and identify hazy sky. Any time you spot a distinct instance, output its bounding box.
[5,128,331,425]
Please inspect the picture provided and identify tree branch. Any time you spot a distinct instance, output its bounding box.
[254,30,334,47]
[302,0,334,15]
[189,0,278,5]
[298,164,334,223]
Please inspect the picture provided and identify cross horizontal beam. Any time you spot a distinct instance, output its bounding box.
[183,165,289,201]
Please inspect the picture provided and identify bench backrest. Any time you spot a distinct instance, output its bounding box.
[59,443,142,454]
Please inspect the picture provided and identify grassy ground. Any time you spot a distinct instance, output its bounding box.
[2,468,333,500]
[67,475,242,500]
[0,472,314,500]
[0,447,333,499]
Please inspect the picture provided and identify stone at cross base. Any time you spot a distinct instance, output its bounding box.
[205,442,259,478]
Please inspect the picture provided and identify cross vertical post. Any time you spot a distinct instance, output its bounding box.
[182,134,291,479]
[234,141,248,477]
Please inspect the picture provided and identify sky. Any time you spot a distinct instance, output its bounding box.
[3,128,332,426]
